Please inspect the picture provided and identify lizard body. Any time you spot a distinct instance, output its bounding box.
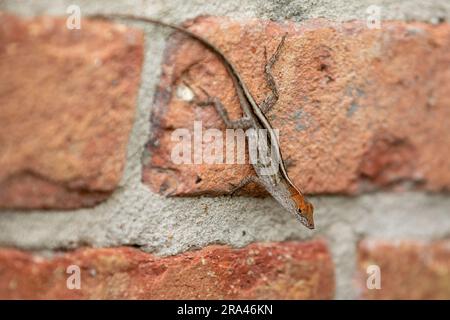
[92,14,314,229]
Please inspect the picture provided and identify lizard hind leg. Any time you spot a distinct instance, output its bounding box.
[195,91,253,129]
[259,34,287,114]
[228,175,262,196]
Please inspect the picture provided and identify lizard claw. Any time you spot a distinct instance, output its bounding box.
[228,183,238,197]
[196,98,213,107]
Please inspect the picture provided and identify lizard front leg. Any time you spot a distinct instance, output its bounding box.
[259,34,287,114]
[197,96,253,129]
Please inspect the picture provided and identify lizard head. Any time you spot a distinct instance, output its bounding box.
[288,186,315,229]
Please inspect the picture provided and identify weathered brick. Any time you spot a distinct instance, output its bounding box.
[143,17,450,196]
[0,13,143,209]
[356,239,450,299]
[0,241,334,299]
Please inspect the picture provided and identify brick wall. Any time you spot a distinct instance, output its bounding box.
[0,1,449,300]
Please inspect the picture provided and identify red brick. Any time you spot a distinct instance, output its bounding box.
[0,13,143,208]
[0,241,334,299]
[356,239,450,299]
[143,17,450,196]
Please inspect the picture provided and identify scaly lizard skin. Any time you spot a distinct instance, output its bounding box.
[92,14,315,229]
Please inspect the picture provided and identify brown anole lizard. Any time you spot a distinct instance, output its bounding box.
[91,14,315,229]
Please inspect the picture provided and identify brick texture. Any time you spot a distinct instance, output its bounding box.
[356,239,450,299]
[0,241,334,299]
[143,17,450,196]
[0,13,143,209]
